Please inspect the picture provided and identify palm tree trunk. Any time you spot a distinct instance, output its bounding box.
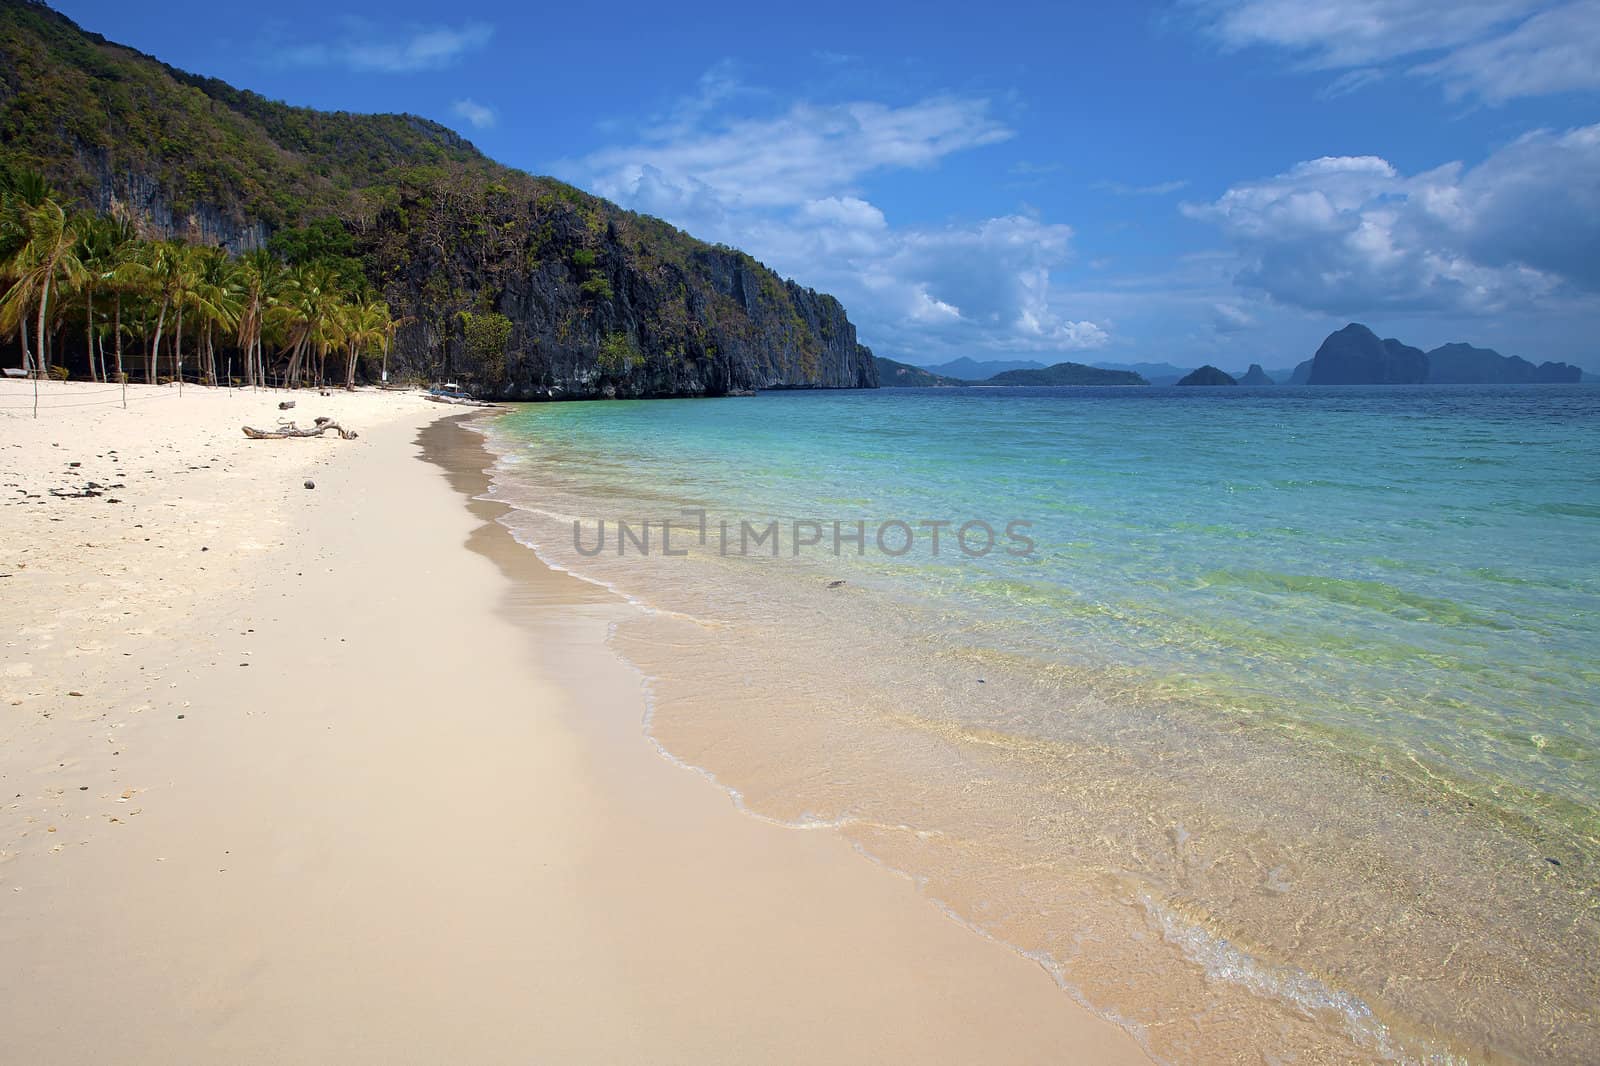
[149,297,168,383]
[173,305,184,384]
[113,294,123,382]
[36,269,54,376]
[85,289,97,382]
[20,316,31,376]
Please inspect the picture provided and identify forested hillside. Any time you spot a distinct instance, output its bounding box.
[0,0,876,396]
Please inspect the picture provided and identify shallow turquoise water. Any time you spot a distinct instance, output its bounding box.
[498,384,1600,823]
[489,384,1600,1061]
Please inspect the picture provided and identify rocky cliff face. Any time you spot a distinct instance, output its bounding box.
[1237,364,1274,386]
[1308,324,1428,385]
[366,180,875,398]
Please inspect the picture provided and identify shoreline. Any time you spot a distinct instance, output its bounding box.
[0,380,1149,1064]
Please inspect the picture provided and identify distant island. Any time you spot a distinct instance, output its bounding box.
[1177,366,1236,386]
[1304,324,1583,386]
[902,324,1587,389]
[1427,342,1584,384]
[874,357,964,387]
[1308,324,1428,385]
[917,357,1048,379]
[984,362,1147,386]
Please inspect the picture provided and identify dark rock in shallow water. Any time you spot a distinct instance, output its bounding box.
[1237,364,1274,386]
[1177,365,1238,386]
[1308,324,1428,385]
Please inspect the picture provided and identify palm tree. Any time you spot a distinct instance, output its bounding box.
[167,244,203,384]
[269,263,346,388]
[187,247,243,384]
[236,249,281,388]
[377,308,414,387]
[0,168,61,374]
[0,195,84,377]
[95,214,140,383]
[338,298,385,389]
[113,240,185,382]
[74,213,134,381]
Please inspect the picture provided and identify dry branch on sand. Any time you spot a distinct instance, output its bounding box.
[242,417,358,440]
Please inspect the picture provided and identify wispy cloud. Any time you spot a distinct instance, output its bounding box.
[276,19,494,74]
[1096,178,1190,196]
[1009,161,1063,176]
[1182,0,1600,102]
[1413,2,1600,101]
[561,70,1111,360]
[451,98,497,129]
[580,93,1014,209]
[1210,301,1255,333]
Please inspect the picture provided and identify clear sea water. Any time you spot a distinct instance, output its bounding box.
[481,384,1600,1063]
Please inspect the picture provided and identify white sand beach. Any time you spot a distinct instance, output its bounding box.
[0,379,1149,1064]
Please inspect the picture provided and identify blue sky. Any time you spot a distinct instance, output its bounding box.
[54,0,1600,370]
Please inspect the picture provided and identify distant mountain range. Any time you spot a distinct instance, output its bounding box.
[907,327,1587,388]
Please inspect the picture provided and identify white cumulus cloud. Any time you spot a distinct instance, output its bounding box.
[1182,123,1600,314]
[562,73,1109,361]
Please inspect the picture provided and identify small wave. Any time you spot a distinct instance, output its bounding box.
[1137,893,1465,1063]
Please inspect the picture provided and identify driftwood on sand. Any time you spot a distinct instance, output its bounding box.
[426,393,497,408]
[242,417,359,440]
